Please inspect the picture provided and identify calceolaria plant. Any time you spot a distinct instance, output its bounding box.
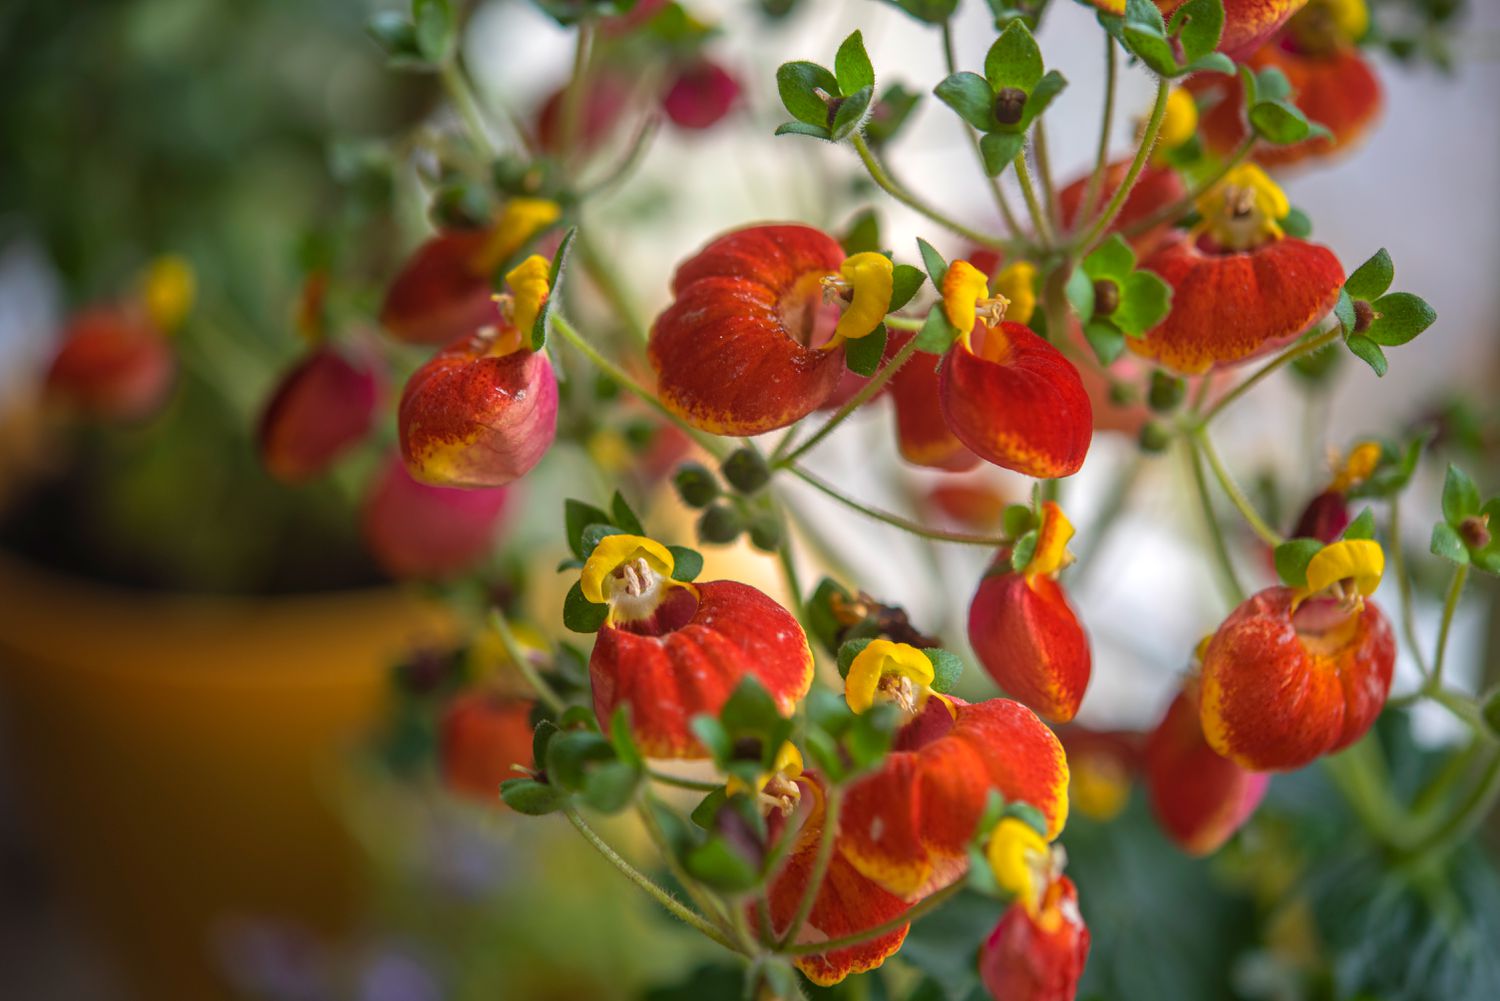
[217,0,1500,998]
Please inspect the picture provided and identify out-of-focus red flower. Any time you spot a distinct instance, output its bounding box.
[979,874,1090,1001]
[889,331,979,472]
[662,58,740,130]
[45,307,176,422]
[440,690,535,802]
[1145,677,1269,854]
[1058,162,1187,254]
[1058,726,1140,822]
[1079,0,1311,56]
[581,535,813,758]
[361,454,512,580]
[926,480,1009,531]
[258,343,382,484]
[969,503,1091,723]
[536,78,631,155]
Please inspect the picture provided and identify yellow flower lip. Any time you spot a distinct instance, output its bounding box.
[1299,538,1384,604]
[726,741,805,807]
[473,197,562,274]
[579,534,677,605]
[1194,164,1289,251]
[1157,88,1199,153]
[1024,501,1075,580]
[826,252,895,346]
[941,259,1009,343]
[506,254,551,340]
[1329,441,1382,493]
[141,254,195,334]
[985,816,1052,918]
[992,262,1037,327]
[845,638,935,715]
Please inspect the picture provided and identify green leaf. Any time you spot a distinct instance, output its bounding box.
[984,20,1044,93]
[1254,66,1292,102]
[866,82,923,146]
[500,777,569,815]
[412,0,454,62]
[1019,71,1067,130]
[914,305,959,354]
[546,730,616,792]
[834,30,876,95]
[978,131,1025,177]
[563,581,608,633]
[1123,26,1180,77]
[922,648,965,693]
[934,72,997,132]
[882,0,960,23]
[1250,100,1320,145]
[1010,529,1039,571]
[1366,292,1436,347]
[916,238,948,286]
[690,716,733,764]
[1334,287,1357,335]
[1441,464,1481,524]
[610,490,644,535]
[668,545,704,582]
[1083,234,1136,282]
[831,85,875,142]
[1342,508,1377,541]
[840,209,882,255]
[719,677,784,737]
[564,498,610,558]
[1002,504,1036,539]
[1274,538,1324,587]
[1115,271,1172,336]
[774,120,832,140]
[1344,247,1394,301]
[581,760,641,813]
[366,12,427,69]
[1430,521,1470,565]
[776,61,839,127]
[579,522,624,556]
[1282,207,1313,238]
[1003,800,1050,838]
[1172,0,1225,62]
[1065,264,1095,318]
[690,788,728,829]
[837,637,876,679]
[846,323,889,377]
[1187,51,1236,75]
[1344,333,1387,376]
[532,226,577,350]
[890,264,927,311]
[684,836,760,893]
[1084,320,1126,365]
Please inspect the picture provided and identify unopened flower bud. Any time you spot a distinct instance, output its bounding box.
[698,503,744,544]
[1148,371,1186,413]
[1352,298,1375,333]
[1460,514,1491,550]
[1138,421,1172,453]
[673,462,720,508]
[722,447,771,494]
[1092,279,1120,317]
[748,513,784,552]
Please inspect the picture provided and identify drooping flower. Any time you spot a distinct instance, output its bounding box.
[380,199,560,345]
[1133,165,1343,374]
[1288,440,1382,542]
[398,256,559,488]
[536,77,630,154]
[926,480,1010,532]
[258,342,382,484]
[888,331,979,471]
[649,225,894,435]
[968,503,1091,723]
[978,872,1090,1001]
[581,534,813,758]
[936,263,1092,478]
[361,454,512,580]
[1058,726,1139,822]
[1200,539,1395,770]
[1145,675,1269,854]
[440,690,536,802]
[1190,0,1381,168]
[662,58,741,130]
[1080,0,1311,56]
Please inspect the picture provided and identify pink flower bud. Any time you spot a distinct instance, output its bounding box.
[361,455,511,580]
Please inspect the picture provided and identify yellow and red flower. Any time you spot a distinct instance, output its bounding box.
[1200,540,1395,770]
[1081,0,1310,56]
[361,454,512,580]
[380,199,560,346]
[440,690,536,802]
[1133,165,1343,374]
[649,224,894,435]
[936,262,1092,478]
[978,872,1090,1001]
[398,255,559,488]
[581,535,813,758]
[1288,441,1383,543]
[1191,0,1381,168]
[258,342,382,484]
[1145,676,1269,854]
[969,503,1091,723]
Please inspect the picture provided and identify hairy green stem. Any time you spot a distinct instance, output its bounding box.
[1015,150,1056,247]
[1120,133,1257,239]
[778,786,842,948]
[1193,428,1284,547]
[1431,564,1470,689]
[776,333,921,467]
[1389,494,1432,679]
[850,134,1014,252]
[1076,35,1118,229]
[784,463,1006,547]
[1074,77,1170,253]
[645,769,724,792]
[487,609,564,713]
[1184,438,1246,605]
[438,59,497,160]
[941,21,1027,240]
[1199,329,1341,425]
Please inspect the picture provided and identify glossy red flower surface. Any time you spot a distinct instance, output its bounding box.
[1200,586,1394,770]
[582,536,813,758]
[650,225,891,435]
[258,343,382,484]
[361,455,511,580]
[888,332,979,471]
[979,875,1090,1001]
[1145,679,1269,854]
[662,59,740,130]
[1058,161,1187,253]
[379,229,499,346]
[399,322,558,488]
[440,690,535,802]
[969,503,1091,723]
[1134,234,1343,374]
[45,306,175,421]
[1081,0,1308,55]
[937,322,1092,478]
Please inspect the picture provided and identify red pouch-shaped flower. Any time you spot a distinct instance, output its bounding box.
[662,58,740,130]
[649,224,893,435]
[581,535,813,758]
[440,690,536,802]
[1200,540,1395,770]
[361,454,512,580]
[399,256,559,488]
[969,503,1091,723]
[979,874,1090,1001]
[258,342,382,484]
[888,331,978,472]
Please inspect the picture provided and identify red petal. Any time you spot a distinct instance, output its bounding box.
[969,570,1091,723]
[888,332,979,471]
[45,306,175,421]
[979,876,1090,1001]
[361,454,511,580]
[379,230,498,346]
[662,60,741,130]
[259,344,382,484]
[440,691,536,802]
[1058,161,1187,254]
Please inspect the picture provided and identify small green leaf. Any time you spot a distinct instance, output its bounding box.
[1441,464,1481,524]
[1343,508,1376,540]
[565,498,611,558]
[866,82,923,146]
[610,490,644,535]
[367,12,427,68]
[1187,52,1236,75]
[1274,538,1324,587]
[1344,333,1387,376]
[563,581,608,633]
[690,788,728,829]
[830,85,875,142]
[1282,207,1313,238]
[776,61,840,127]
[1019,71,1067,130]
[1002,504,1036,540]
[890,264,927,311]
[837,637,876,679]
[840,209,882,255]
[774,120,832,140]
[719,677,784,736]
[546,730,616,792]
[581,761,640,814]
[1003,800,1050,839]
[979,131,1025,177]
[1172,0,1225,62]
[1334,287,1357,335]
[917,238,948,286]
[532,226,577,350]
[1083,235,1136,282]
[684,836,760,893]
[1123,27,1179,77]
[1344,248,1394,301]
[846,323,889,377]
[1254,66,1292,102]
[1250,100,1314,145]
[668,545,704,582]
[1430,522,1470,565]
[984,19,1044,93]
[1084,320,1125,365]
[834,30,876,95]
[914,306,959,354]
[883,0,961,24]
[934,72,998,132]
[579,522,625,557]
[690,716,733,764]
[1115,271,1172,336]
[1366,292,1436,347]
[1010,529,1039,571]
[412,0,454,62]
[1065,264,1096,318]
[922,648,965,693]
[500,777,568,815]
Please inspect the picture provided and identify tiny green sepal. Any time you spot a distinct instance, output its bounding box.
[667,546,705,582]
[889,264,927,311]
[1430,522,1470,566]
[500,777,569,815]
[916,238,948,286]
[531,226,577,351]
[922,648,965,693]
[1273,538,1323,587]
[845,323,889,377]
[1344,248,1395,301]
[563,581,609,633]
[1441,464,1481,524]
[834,30,876,96]
[1342,508,1377,541]
[914,305,960,354]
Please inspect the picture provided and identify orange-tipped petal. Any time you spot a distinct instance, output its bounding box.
[1144,680,1269,855]
[887,331,979,471]
[258,344,382,484]
[361,454,512,580]
[937,322,1093,478]
[969,566,1091,724]
[398,324,559,488]
[440,691,536,802]
[1132,236,1344,374]
[1200,587,1395,770]
[589,580,813,759]
[649,225,849,435]
[380,230,501,346]
[978,875,1090,1001]
[44,306,176,422]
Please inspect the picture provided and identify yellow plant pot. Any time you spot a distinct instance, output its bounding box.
[0,552,453,1000]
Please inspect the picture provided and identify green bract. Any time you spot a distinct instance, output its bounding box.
[774,31,877,143]
[1336,248,1437,376]
[1066,235,1173,365]
[1098,0,1233,78]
